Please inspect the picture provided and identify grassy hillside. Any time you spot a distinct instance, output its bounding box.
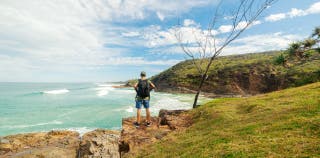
[136,82,320,157]
[151,51,320,95]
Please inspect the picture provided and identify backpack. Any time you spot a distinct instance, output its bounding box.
[137,79,150,98]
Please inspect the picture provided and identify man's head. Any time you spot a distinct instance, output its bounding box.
[140,71,146,77]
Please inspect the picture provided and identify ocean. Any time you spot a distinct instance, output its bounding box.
[0,82,207,136]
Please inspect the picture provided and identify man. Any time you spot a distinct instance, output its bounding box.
[133,71,156,128]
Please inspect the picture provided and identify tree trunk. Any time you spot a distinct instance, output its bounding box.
[192,91,200,108]
[192,73,208,108]
[192,55,218,108]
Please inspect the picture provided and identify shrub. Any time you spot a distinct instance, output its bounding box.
[302,38,316,48]
[274,53,286,66]
[303,49,316,58]
[287,42,302,57]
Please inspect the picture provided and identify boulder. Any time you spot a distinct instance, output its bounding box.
[158,109,192,130]
[120,109,192,157]
[79,129,120,158]
[0,130,80,158]
[120,116,171,157]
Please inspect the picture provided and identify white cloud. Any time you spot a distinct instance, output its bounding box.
[265,13,286,22]
[0,0,219,81]
[222,32,302,55]
[288,8,306,17]
[102,0,215,21]
[142,23,212,49]
[0,0,214,72]
[183,19,197,27]
[99,57,181,66]
[121,31,141,37]
[145,28,303,56]
[223,16,234,20]
[207,20,262,34]
[236,21,262,31]
[142,19,262,51]
[306,2,320,14]
[218,25,233,33]
[265,1,320,22]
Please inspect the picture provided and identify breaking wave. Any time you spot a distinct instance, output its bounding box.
[43,89,70,94]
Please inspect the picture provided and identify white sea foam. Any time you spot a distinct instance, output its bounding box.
[151,95,192,114]
[43,89,69,94]
[95,84,115,97]
[63,127,95,136]
[118,89,135,94]
[97,89,109,96]
[125,106,134,113]
[53,127,121,136]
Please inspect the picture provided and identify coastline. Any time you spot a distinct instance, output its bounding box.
[0,82,196,137]
[117,82,246,98]
[0,109,190,158]
[0,83,232,157]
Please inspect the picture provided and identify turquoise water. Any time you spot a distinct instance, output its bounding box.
[0,82,203,136]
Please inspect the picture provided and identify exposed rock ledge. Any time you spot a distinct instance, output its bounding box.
[0,109,191,158]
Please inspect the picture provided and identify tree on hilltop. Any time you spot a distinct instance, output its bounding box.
[175,0,278,108]
[275,26,320,66]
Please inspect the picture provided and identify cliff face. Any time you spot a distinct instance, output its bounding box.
[152,64,281,95]
[151,52,320,96]
[0,110,190,158]
[120,109,191,157]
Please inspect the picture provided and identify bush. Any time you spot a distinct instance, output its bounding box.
[303,50,316,58]
[303,38,316,48]
[274,53,286,65]
[290,42,302,49]
[287,42,302,57]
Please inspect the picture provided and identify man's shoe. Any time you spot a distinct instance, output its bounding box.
[133,122,140,128]
[145,121,151,127]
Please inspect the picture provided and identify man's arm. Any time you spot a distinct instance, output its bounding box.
[149,81,156,91]
[134,82,138,92]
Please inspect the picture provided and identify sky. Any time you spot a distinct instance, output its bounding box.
[0,0,319,82]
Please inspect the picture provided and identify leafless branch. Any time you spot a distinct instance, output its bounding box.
[175,0,277,108]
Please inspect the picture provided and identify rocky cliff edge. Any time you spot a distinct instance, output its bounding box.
[0,109,191,158]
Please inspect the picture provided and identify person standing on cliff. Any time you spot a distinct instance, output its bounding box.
[133,71,156,128]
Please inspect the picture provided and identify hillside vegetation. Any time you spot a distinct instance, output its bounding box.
[136,82,320,157]
[151,51,320,95]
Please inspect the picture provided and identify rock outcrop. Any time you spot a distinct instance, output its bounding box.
[120,116,170,156]
[0,131,80,158]
[158,109,192,130]
[79,129,120,158]
[120,109,191,157]
[0,109,191,158]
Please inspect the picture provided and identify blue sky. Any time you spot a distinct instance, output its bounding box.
[0,0,319,82]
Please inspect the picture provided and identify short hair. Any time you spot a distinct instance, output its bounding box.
[140,71,146,77]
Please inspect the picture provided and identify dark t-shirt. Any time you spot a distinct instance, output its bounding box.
[135,79,153,101]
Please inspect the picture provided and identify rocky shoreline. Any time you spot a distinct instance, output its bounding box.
[0,109,191,158]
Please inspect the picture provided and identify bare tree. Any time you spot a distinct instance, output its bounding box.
[175,0,278,108]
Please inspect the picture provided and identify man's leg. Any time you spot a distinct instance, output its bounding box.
[143,100,151,123]
[146,108,151,123]
[136,108,141,124]
[136,100,142,124]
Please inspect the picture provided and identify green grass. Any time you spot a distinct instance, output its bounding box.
[135,82,320,157]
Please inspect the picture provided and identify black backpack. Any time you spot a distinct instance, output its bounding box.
[137,79,150,98]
